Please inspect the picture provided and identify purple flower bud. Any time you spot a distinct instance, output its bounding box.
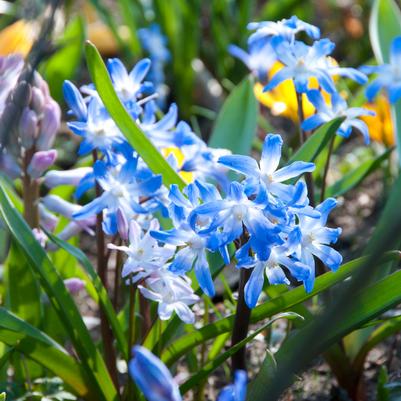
[31,87,45,114]
[117,208,129,240]
[38,203,59,231]
[36,101,61,150]
[43,167,93,188]
[32,228,47,247]
[19,107,38,148]
[27,149,57,179]
[64,278,85,294]
[0,152,20,179]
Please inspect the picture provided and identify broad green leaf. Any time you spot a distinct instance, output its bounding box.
[84,41,186,190]
[4,240,42,326]
[370,0,401,164]
[46,231,128,360]
[324,148,392,198]
[249,268,401,400]
[180,312,302,394]
[353,314,401,373]
[42,16,85,102]
[289,117,345,164]
[0,184,118,401]
[160,252,399,366]
[208,76,258,155]
[0,308,95,399]
[370,0,401,64]
[0,392,5,401]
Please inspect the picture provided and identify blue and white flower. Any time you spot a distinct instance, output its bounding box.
[218,134,315,202]
[302,89,374,144]
[264,37,367,94]
[247,16,320,45]
[361,36,401,103]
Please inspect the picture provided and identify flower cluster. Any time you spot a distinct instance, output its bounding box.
[43,50,343,322]
[152,134,342,309]
[0,54,60,179]
[230,16,374,144]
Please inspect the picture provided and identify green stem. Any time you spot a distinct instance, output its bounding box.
[320,134,336,203]
[296,91,315,207]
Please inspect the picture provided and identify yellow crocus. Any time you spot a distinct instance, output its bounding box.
[0,20,36,57]
[254,61,333,123]
[361,94,394,147]
[161,147,194,184]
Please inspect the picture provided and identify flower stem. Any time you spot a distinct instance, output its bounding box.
[22,148,39,228]
[92,150,119,390]
[320,134,336,203]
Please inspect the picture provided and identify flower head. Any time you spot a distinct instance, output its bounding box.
[302,89,374,144]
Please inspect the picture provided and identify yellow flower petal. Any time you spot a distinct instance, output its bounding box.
[0,20,35,57]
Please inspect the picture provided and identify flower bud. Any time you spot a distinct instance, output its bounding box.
[38,203,59,231]
[32,228,47,247]
[36,101,61,150]
[27,149,57,179]
[63,80,87,121]
[31,87,45,114]
[41,194,78,218]
[117,208,129,240]
[64,278,85,294]
[19,107,38,148]
[43,167,93,188]
[129,346,182,401]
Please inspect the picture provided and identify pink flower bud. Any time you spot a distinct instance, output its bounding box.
[27,149,57,179]
[19,107,38,149]
[64,278,85,294]
[32,228,47,247]
[36,101,61,150]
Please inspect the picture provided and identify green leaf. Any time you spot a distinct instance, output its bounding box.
[84,41,186,190]
[289,117,345,164]
[370,0,401,164]
[4,240,42,326]
[0,184,118,401]
[180,312,302,394]
[0,308,95,399]
[249,268,401,401]
[370,0,401,64]
[42,16,85,102]
[353,314,401,373]
[324,147,392,198]
[208,76,258,155]
[0,392,5,401]
[160,252,399,366]
[46,230,128,360]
